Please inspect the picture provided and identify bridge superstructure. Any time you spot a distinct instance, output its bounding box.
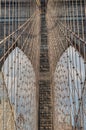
[0,0,86,130]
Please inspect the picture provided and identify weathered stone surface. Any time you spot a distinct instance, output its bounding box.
[38,10,52,130]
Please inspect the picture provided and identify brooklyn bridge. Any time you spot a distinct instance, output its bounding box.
[0,0,86,130]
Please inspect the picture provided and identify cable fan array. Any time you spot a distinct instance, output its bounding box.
[47,0,86,130]
[0,0,40,130]
[0,0,86,130]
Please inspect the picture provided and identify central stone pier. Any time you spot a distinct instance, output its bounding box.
[38,11,53,130]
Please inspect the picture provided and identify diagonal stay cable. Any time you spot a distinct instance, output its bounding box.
[5,12,38,92]
[0,11,37,63]
[0,10,38,46]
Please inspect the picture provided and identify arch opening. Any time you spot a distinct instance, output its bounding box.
[0,47,37,130]
[53,46,86,130]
